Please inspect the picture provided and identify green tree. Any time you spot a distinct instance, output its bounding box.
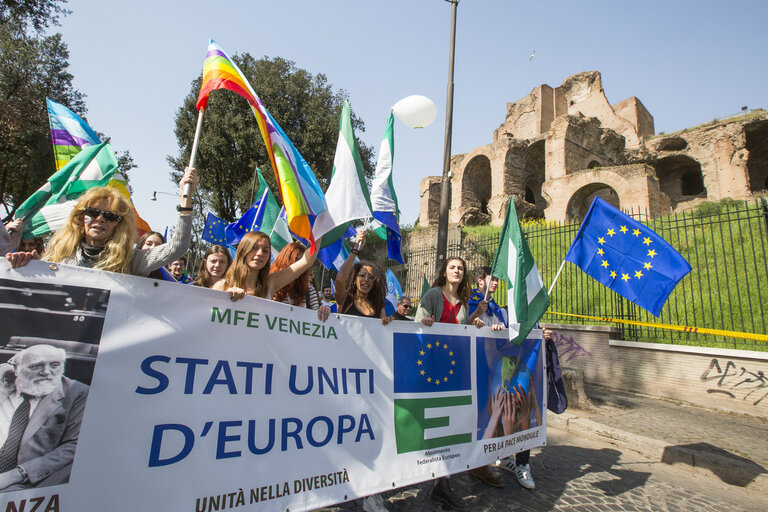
[0,0,70,32]
[0,3,136,220]
[168,54,375,222]
[0,18,85,219]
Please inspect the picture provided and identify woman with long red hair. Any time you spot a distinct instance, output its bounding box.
[270,242,320,310]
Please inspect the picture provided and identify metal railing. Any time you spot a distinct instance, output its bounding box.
[381,199,768,351]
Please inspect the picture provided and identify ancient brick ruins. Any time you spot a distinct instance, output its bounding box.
[418,71,768,225]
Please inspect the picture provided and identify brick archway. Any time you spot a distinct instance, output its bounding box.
[566,182,620,221]
[457,154,493,225]
[542,167,661,223]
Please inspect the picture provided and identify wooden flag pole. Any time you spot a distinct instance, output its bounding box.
[183,108,205,199]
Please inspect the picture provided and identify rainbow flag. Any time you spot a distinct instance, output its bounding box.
[46,98,151,237]
[196,39,326,247]
[47,98,102,171]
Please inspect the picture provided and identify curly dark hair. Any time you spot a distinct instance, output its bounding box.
[345,260,386,316]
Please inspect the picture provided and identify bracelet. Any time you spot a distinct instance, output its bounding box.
[176,205,193,213]
[350,249,359,255]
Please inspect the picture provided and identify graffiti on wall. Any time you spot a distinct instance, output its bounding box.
[552,331,592,364]
[700,358,768,406]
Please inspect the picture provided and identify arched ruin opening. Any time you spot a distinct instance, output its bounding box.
[654,155,707,208]
[745,120,768,192]
[587,160,601,169]
[566,183,620,222]
[656,136,688,151]
[460,155,492,225]
[504,140,546,219]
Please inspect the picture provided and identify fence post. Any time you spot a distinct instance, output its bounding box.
[761,197,768,239]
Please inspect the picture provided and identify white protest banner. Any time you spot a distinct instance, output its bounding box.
[0,260,546,511]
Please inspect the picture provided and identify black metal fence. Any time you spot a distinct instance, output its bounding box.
[381,199,768,351]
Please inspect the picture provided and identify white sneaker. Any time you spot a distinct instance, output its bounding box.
[363,493,388,512]
[513,463,535,490]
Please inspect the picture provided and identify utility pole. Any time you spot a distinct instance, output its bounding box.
[435,0,459,270]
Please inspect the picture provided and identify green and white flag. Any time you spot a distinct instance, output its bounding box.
[490,199,550,344]
[269,208,293,260]
[15,142,118,238]
[312,101,372,247]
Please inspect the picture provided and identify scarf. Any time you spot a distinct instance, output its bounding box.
[78,241,105,268]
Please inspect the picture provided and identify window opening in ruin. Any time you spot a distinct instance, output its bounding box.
[745,120,768,192]
[655,155,706,208]
[656,137,688,151]
[681,170,705,196]
[587,160,601,169]
[525,186,536,204]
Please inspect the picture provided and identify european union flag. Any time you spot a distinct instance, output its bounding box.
[564,197,692,316]
[202,213,227,245]
[225,189,269,246]
[393,333,471,393]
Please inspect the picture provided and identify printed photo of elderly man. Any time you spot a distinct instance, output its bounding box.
[0,345,89,492]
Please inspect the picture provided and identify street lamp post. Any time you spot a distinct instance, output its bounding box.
[435,0,459,270]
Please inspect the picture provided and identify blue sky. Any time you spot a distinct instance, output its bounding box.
[55,0,767,231]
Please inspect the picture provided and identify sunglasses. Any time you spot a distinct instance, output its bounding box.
[401,304,411,309]
[83,206,122,223]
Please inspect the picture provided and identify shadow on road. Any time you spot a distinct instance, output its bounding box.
[662,442,767,487]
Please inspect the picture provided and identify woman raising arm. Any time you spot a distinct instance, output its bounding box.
[212,231,320,302]
[333,231,392,325]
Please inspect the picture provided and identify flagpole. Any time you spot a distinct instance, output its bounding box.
[183,108,205,199]
[547,259,567,296]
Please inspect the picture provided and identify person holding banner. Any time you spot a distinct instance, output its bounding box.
[331,231,391,512]
[414,257,502,506]
[469,266,507,331]
[1,220,24,256]
[194,245,231,288]
[213,231,322,310]
[4,168,199,274]
[333,232,393,325]
[270,242,320,311]
[415,257,486,329]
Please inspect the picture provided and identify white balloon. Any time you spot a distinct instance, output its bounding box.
[392,95,437,129]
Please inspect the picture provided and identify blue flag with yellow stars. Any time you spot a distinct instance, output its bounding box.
[564,197,691,317]
[202,213,227,245]
[225,189,270,246]
[393,333,471,393]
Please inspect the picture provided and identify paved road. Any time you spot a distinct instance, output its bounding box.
[320,427,766,511]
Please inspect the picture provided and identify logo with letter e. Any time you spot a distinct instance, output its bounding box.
[393,333,473,454]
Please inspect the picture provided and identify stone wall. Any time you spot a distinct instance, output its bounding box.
[418,68,768,227]
[545,323,768,419]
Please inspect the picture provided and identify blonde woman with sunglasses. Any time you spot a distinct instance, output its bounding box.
[5,168,198,275]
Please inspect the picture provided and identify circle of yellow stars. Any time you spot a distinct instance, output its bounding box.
[206,217,226,244]
[416,340,456,387]
[596,225,658,283]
